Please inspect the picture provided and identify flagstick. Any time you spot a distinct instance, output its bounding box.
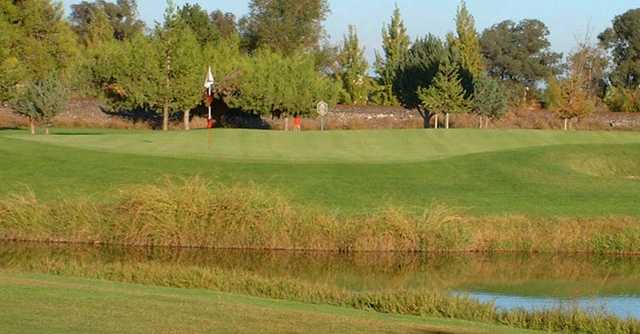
[208,86,213,150]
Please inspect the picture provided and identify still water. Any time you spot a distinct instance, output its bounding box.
[1,242,639,319]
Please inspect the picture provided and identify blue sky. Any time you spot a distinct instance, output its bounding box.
[62,0,640,62]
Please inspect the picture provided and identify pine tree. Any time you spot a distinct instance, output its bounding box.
[374,6,410,106]
[418,61,471,129]
[473,75,507,128]
[337,25,370,105]
[451,1,484,80]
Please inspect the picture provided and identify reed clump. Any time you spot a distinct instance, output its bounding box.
[2,257,638,334]
[2,177,640,254]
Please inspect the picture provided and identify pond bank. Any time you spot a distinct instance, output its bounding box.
[2,178,640,254]
[1,242,639,334]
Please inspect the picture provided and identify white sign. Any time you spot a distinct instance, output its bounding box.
[317,101,329,117]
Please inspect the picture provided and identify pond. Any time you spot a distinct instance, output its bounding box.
[1,242,639,319]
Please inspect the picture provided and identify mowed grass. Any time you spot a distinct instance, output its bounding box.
[0,272,539,334]
[1,128,640,216]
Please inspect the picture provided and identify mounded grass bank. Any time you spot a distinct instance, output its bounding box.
[2,256,638,334]
[1,272,536,334]
[2,177,640,254]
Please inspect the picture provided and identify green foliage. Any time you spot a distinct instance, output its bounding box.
[605,86,640,113]
[451,1,484,80]
[418,61,471,116]
[394,35,447,110]
[177,3,219,47]
[374,6,410,106]
[229,50,340,116]
[69,0,145,42]
[240,0,330,55]
[599,9,640,88]
[0,0,79,102]
[473,75,507,120]
[337,25,370,105]
[12,74,69,127]
[209,10,239,41]
[480,19,562,86]
[543,75,562,110]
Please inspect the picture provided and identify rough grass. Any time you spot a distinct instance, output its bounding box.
[2,257,638,334]
[2,177,640,254]
[2,129,640,217]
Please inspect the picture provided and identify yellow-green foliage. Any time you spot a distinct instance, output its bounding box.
[1,177,640,254]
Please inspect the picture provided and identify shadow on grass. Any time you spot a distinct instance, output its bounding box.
[52,132,106,136]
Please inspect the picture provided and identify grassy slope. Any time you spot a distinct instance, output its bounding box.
[0,272,539,334]
[1,128,640,216]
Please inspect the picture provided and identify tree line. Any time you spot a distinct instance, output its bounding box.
[2,0,640,133]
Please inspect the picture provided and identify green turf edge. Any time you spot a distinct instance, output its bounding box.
[0,271,542,334]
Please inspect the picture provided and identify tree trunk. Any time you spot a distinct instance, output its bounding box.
[434,114,439,129]
[183,109,190,131]
[45,127,49,135]
[563,118,568,131]
[445,113,450,129]
[479,116,483,129]
[485,117,490,129]
[163,102,169,131]
[284,115,289,131]
[29,117,35,135]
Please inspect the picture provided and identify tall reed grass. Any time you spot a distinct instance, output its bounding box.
[2,256,638,334]
[1,177,640,254]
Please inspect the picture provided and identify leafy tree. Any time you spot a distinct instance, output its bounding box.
[450,1,484,80]
[155,1,204,131]
[12,74,69,135]
[551,56,596,130]
[394,35,447,127]
[240,0,330,55]
[336,25,370,105]
[85,7,115,47]
[599,9,640,88]
[210,10,238,41]
[480,19,562,87]
[374,5,410,106]
[418,60,471,129]
[177,3,217,47]
[0,0,79,102]
[228,50,340,129]
[70,0,144,42]
[473,75,507,128]
[543,75,562,110]
[604,86,640,113]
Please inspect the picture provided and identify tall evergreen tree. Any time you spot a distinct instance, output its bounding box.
[418,60,471,129]
[473,75,507,128]
[450,1,484,80]
[337,25,370,105]
[394,35,447,127]
[374,6,410,106]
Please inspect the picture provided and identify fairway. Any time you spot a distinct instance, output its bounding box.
[0,272,539,334]
[1,128,640,216]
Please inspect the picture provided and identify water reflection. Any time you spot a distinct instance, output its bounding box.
[1,242,639,318]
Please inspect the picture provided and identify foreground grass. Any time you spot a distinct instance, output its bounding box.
[0,272,536,334]
[3,256,638,333]
[2,128,640,216]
